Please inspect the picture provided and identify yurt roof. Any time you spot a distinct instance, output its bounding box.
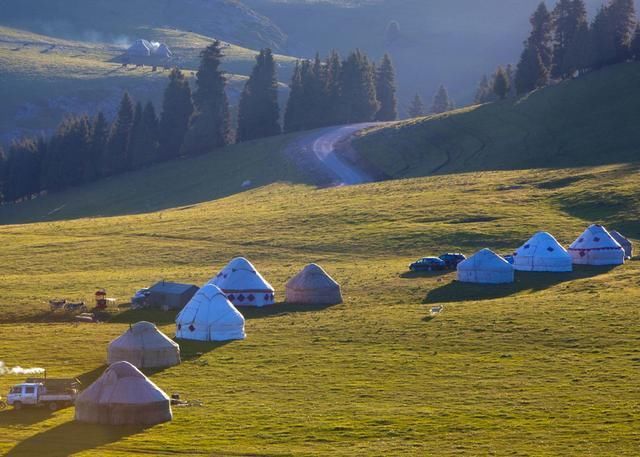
[515,232,570,258]
[286,264,339,290]
[109,321,178,350]
[211,257,274,292]
[78,361,169,405]
[610,230,632,247]
[177,284,244,325]
[458,248,513,271]
[569,224,621,250]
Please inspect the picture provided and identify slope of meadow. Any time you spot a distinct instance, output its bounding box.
[354,62,640,178]
[0,163,639,455]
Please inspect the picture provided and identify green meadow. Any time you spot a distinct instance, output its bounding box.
[0,163,639,456]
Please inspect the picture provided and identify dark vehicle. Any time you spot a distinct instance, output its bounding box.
[409,257,447,272]
[438,253,467,269]
[502,254,515,265]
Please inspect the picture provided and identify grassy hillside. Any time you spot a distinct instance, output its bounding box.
[354,62,640,178]
[0,26,295,144]
[0,133,310,224]
[0,0,287,51]
[0,163,639,455]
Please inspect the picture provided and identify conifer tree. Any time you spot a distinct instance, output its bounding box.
[106,92,135,175]
[515,2,553,93]
[375,54,398,121]
[474,75,494,104]
[237,48,281,142]
[87,111,108,181]
[385,20,401,45]
[284,61,304,133]
[515,46,549,94]
[552,0,587,78]
[129,101,159,169]
[493,66,510,100]
[339,50,379,123]
[408,94,425,117]
[158,68,194,161]
[44,116,91,191]
[591,0,636,68]
[431,85,454,114]
[561,21,593,75]
[182,41,231,155]
[5,139,41,201]
[324,50,343,125]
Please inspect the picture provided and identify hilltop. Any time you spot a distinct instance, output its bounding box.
[353,62,640,178]
[0,26,296,143]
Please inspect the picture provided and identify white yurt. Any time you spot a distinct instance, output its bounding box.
[457,248,514,284]
[156,43,173,58]
[75,361,172,425]
[513,231,572,272]
[285,263,343,305]
[175,284,246,341]
[568,224,625,266]
[107,321,180,369]
[610,230,633,259]
[210,257,275,307]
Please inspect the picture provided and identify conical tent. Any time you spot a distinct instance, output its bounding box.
[127,39,151,57]
[108,321,180,369]
[156,43,172,58]
[568,224,625,266]
[513,232,572,272]
[210,257,275,307]
[610,230,633,259]
[176,284,246,341]
[285,263,343,305]
[75,361,172,425]
[457,248,514,284]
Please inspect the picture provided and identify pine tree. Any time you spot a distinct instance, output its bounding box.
[561,21,593,75]
[158,68,194,161]
[43,116,91,191]
[375,54,398,121]
[339,50,379,123]
[493,66,510,100]
[592,0,636,68]
[408,94,425,117]
[632,23,640,59]
[284,61,304,133]
[515,46,549,94]
[88,111,109,180]
[324,50,343,125]
[474,75,495,104]
[5,138,41,201]
[505,64,517,98]
[431,85,454,114]
[385,20,401,45]
[182,41,231,155]
[552,0,588,78]
[129,101,159,169]
[106,92,135,175]
[237,48,281,142]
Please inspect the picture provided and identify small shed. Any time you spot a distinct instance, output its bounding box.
[147,281,199,310]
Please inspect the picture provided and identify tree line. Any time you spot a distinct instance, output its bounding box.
[476,0,638,102]
[407,85,456,118]
[0,43,399,204]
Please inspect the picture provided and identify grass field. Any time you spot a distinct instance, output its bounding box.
[354,62,640,178]
[0,162,639,455]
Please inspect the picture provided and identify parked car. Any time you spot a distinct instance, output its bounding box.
[438,253,467,269]
[409,257,447,272]
[131,288,151,308]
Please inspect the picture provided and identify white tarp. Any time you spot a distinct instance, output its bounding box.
[457,248,514,284]
[175,284,246,341]
[513,231,572,272]
[209,257,275,307]
[568,224,625,266]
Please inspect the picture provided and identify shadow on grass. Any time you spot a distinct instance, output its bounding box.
[400,270,452,279]
[424,265,616,304]
[5,421,148,457]
[0,408,55,426]
[238,301,340,320]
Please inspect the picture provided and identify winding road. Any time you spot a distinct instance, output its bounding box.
[286,123,381,186]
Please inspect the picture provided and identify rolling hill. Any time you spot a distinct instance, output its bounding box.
[353,62,640,178]
[0,164,639,455]
[0,26,296,144]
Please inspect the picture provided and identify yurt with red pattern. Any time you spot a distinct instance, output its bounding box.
[209,257,275,307]
[568,224,625,266]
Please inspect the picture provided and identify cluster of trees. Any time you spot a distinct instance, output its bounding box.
[515,0,637,95]
[284,51,398,132]
[407,85,455,118]
[0,42,399,204]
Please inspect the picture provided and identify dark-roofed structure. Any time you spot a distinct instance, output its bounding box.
[146,281,199,310]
